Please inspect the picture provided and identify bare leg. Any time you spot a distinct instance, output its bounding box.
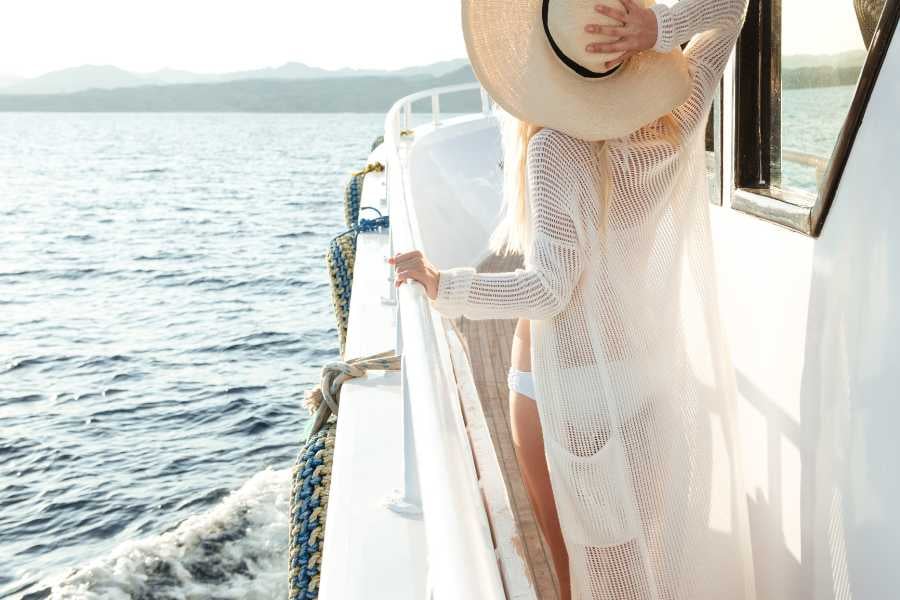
[510,319,571,600]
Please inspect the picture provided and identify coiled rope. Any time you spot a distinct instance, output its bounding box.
[343,162,384,229]
[288,350,401,600]
[326,207,389,358]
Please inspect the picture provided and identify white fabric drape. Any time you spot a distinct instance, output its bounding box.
[430,0,755,598]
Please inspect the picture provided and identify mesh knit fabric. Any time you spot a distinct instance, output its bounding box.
[430,0,755,598]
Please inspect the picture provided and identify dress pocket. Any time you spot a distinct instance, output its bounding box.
[544,433,641,548]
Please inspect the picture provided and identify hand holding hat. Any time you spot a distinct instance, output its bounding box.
[462,0,692,141]
[585,0,660,71]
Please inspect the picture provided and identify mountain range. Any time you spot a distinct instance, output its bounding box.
[0,59,469,96]
[781,49,867,70]
[0,64,480,113]
[0,50,869,112]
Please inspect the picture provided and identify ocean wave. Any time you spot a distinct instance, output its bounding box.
[44,467,290,600]
[1,112,385,597]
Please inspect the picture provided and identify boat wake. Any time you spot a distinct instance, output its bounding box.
[42,468,290,600]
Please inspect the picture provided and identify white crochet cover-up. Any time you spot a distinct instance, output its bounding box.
[429,0,756,598]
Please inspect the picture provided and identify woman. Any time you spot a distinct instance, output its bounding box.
[390,0,754,598]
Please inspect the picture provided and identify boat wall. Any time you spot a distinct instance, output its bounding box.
[406,117,503,269]
[710,30,900,600]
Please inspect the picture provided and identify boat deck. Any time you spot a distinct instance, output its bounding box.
[449,252,561,600]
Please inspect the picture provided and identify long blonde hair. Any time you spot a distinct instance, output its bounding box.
[488,109,681,256]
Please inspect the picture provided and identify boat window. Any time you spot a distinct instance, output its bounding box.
[733,0,895,234]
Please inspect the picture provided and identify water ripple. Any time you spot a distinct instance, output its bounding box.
[0,112,384,598]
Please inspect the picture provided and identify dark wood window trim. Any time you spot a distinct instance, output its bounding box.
[732,0,899,237]
[810,0,899,236]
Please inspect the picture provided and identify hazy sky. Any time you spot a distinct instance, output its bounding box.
[0,0,866,79]
[0,0,467,78]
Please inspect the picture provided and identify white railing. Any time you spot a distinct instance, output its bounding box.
[783,148,828,171]
[382,84,506,600]
[783,148,830,188]
[385,82,491,146]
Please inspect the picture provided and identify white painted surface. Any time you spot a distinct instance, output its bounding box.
[407,116,504,270]
[710,33,900,600]
[317,370,426,600]
[319,216,426,598]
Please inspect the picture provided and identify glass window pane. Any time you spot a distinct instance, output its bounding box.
[776,0,882,199]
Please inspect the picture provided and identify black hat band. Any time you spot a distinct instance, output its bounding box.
[542,0,623,79]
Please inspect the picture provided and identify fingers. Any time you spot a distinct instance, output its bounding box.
[602,50,632,70]
[584,23,623,36]
[394,268,425,287]
[387,249,422,264]
[594,3,627,24]
[589,1,654,55]
[389,250,427,288]
[392,257,422,272]
[587,40,632,53]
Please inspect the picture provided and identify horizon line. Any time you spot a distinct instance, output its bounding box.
[1,57,472,82]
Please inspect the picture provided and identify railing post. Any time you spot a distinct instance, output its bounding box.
[480,87,491,114]
[432,94,441,127]
[385,349,421,516]
[381,163,398,307]
[403,102,412,132]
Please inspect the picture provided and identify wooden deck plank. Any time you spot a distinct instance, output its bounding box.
[449,251,561,600]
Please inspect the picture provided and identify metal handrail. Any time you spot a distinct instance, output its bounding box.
[383,84,506,600]
[782,148,828,171]
[384,82,491,149]
[782,148,829,190]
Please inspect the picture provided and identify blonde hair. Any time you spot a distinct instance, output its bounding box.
[488,109,682,256]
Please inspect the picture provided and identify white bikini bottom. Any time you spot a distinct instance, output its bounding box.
[507,367,537,401]
[507,357,669,408]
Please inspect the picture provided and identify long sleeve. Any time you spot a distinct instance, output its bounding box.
[428,129,593,321]
[650,0,749,134]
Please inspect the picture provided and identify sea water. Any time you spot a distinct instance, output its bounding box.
[780,84,858,194]
[0,87,852,598]
[0,112,385,599]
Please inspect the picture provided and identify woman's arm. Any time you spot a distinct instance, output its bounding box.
[587,0,749,134]
[651,0,749,132]
[427,129,593,321]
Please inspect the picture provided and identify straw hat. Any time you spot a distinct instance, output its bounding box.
[462,0,692,141]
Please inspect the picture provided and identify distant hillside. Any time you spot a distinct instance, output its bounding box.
[0,65,479,113]
[781,49,867,89]
[783,65,862,90]
[0,59,470,96]
[782,49,867,70]
[0,65,146,95]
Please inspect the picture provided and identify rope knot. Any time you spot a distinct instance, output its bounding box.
[303,349,400,440]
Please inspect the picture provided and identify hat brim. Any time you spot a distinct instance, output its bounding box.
[462,0,692,141]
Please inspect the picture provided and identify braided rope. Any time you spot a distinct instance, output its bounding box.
[326,205,389,358]
[326,232,357,358]
[343,162,384,229]
[288,351,400,600]
[289,419,336,600]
